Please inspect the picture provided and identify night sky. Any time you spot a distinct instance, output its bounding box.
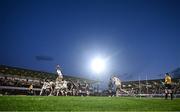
[0,0,179,81]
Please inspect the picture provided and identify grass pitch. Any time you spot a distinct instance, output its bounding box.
[0,96,180,111]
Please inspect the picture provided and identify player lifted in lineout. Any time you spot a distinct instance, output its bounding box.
[56,64,63,82]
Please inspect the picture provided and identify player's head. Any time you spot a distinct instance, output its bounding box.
[57,64,60,67]
[165,73,170,76]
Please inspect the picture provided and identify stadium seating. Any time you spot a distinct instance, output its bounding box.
[121,79,180,95]
[0,65,96,95]
[1,65,180,96]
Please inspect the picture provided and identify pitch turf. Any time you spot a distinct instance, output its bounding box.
[0,96,180,111]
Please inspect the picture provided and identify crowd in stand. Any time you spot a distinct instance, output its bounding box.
[121,79,180,95]
[0,75,95,95]
[0,65,57,80]
[1,65,180,96]
[104,78,180,96]
[1,73,180,96]
[0,75,42,88]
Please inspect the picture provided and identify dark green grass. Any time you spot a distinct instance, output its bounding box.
[0,96,180,111]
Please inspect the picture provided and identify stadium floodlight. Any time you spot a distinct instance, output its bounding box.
[91,57,106,74]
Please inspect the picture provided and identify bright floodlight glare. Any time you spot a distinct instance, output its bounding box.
[91,57,106,74]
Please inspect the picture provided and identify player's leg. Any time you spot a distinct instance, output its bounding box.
[165,84,168,99]
[170,92,173,100]
[56,89,59,96]
[30,89,33,95]
[108,89,112,97]
[168,84,173,100]
[49,87,53,96]
[40,88,43,96]
[116,87,120,97]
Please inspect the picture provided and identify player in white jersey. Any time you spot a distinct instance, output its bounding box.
[56,64,63,82]
[112,76,122,89]
[40,80,49,96]
[49,80,55,96]
[111,75,129,96]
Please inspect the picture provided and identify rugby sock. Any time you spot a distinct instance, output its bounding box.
[165,93,168,99]
[170,93,173,100]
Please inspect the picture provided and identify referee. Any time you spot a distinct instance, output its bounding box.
[164,73,173,100]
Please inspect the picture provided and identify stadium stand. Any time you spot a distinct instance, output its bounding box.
[119,78,180,97]
[0,65,97,95]
[101,75,180,97]
[1,65,180,97]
